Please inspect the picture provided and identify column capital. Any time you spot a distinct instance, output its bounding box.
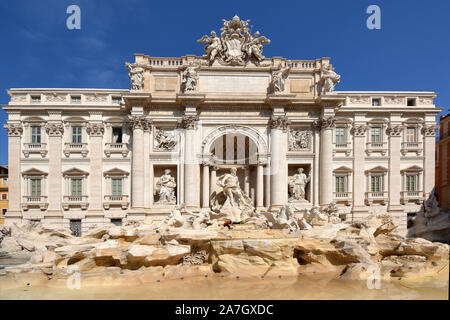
[350,124,368,137]
[178,115,199,130]
[4,123,23,137]
[421,124,438,137]
[386,124,404,137]
[86,123,105,137]
[128,115,152,131]
[313,116,336,131]
[269,115,290,131]
[45,122,64,137]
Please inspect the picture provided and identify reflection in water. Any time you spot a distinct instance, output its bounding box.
[1,273,448,300]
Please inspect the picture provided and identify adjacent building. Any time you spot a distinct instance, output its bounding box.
[436,113,450,210]
[1,16,441,235]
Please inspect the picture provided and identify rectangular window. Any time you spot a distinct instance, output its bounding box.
[111,178,123,195]
[371,127,382,143]
[1,193,7,200]
[405,127,416,143]
[31,126,41,143]
[335,127,346,144]
[72,126,82,143]
[407,98,416,106]
[71,178,82,196]
[70,220,82,237]
[30,179,41,196]
[2,208,6,216]
[335,176,347,192]
[2,178,7,186]
[31,95,41,103]
[406,175,417,191]
[112,97,121,104]
[71,96,81,103]
[371,175,383,192]
[372,98,381,106]
[111,218,122,226]
[112,127,123,143]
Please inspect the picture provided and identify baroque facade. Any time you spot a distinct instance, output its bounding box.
[2,16,440,235]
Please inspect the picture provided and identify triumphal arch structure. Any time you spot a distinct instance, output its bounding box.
[3,15,440,235]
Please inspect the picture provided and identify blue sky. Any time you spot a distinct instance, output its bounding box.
[0,0,449,164]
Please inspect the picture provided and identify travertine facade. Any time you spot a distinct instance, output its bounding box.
[1,16,441,235]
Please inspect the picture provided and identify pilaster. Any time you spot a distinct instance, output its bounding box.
[86,119,105,216]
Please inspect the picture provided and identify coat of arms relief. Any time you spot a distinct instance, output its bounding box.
[198,15,271,66]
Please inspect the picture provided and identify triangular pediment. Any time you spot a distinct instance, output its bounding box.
[401,165,423,173]
[365,165,388,174]
[62,167,89,176]
[22,168,48,176]
[103,167,129,176]
[333,166,352,173]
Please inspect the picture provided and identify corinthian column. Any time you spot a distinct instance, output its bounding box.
[129,116,151,211]
[256,160,264,209]
[45,122,64,217]
[181,115,200,209]
[86,122,105,214]
[202,161,210,208]
[316,116,335,206]
[3,123,23,222]
[269,115,289,209]
[351,124,368,220]
[422,124,437,199]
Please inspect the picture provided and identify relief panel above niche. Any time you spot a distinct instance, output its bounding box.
[290,79,312,94]
[198,73,269,94]
[154,77,178,92]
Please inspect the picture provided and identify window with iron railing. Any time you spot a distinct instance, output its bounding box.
[72,126,82,143]
[31,126,41,143]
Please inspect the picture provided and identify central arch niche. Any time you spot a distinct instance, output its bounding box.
[201,125,269,206]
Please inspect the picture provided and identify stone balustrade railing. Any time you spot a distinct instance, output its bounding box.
[64,143,89,158]
[400,191,424,204]
[365,191,388,205]
[103,195,129,210]
[62,195,89,210]
[21,196,48,211]
[23,143,47,158]
[401,142,422,156]
[104,143,129,158]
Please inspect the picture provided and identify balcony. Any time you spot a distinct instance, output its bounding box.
[365,142,388,156]
[103,195,129,210]
[62,195,89,210]
[333,142,352,156]
[333,192,352,206]
[104,143,129,158]
[64,143,88,158]
[401,191,424,205]
[23,143,47,158]
[401,142,422,156]
[21,196,48,211]
[365,191,388,205]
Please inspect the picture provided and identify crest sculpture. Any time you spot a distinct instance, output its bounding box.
[198,15,270,66]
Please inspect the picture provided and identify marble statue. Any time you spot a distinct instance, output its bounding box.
[216,167,251,208]
[273,204,300,232]
[322,201,341,224]
[125,62,144,91]
[197,15,270,66]
[158,204,185,228]
[156,169,176,204]
[288,168,311,201]
[197,31,223,64]
[154,128,177,151]
[181,63,199,92]
[320,64,340,94]
[289,129,310,150]
[303,206,328,226]
[184,207,213,230]
[269,67,290,93]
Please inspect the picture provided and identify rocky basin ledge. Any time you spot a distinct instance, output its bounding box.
[0,215,448,288]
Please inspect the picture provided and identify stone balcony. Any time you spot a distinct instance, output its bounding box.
[365,191,388,205]
[401,142,422,156]
[62,195,89,210]
[23,143,47,158]
[103,195,129,210]
[401,191,424,205]
[333,142,352,156]
[365,142,388,156]
[21,196,48,211]
[64,143,89,158]
[333,192,352,206]
[104,143,129,158]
